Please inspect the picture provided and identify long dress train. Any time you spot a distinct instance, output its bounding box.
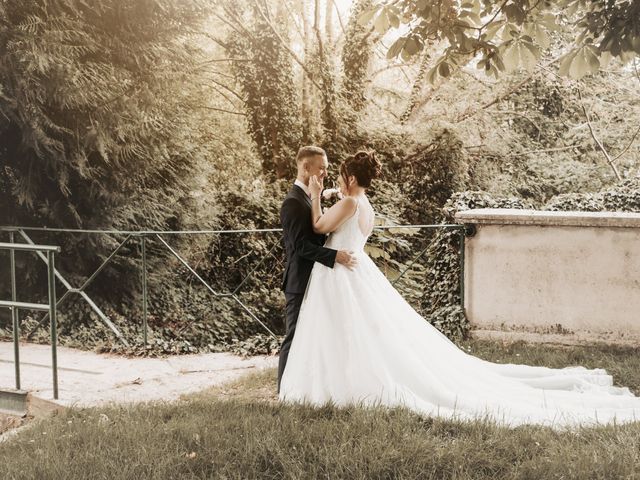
[279,202,640,428]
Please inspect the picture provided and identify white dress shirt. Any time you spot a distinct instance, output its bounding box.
[294,179,310,197]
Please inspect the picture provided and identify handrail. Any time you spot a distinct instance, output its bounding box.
[0,242,61,253]
[0,300,51,311]
[1,235,60,399]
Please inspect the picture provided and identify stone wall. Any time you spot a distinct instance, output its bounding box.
[455,209,640,343]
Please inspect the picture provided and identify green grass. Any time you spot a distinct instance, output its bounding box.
[1,340,640,479]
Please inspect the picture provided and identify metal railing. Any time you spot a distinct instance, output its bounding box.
[1,223,467,399]
[1,226,285,346]
[0,236,60,399]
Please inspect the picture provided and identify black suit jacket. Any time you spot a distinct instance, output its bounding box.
[280,184,337,294]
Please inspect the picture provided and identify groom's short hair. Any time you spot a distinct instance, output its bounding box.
[296,146,326,163]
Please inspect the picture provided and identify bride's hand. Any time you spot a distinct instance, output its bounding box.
[309,175,323,200]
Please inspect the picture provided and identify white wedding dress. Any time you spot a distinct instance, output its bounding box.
[279,199,640,428]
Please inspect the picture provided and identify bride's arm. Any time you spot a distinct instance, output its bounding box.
[312,197,357,234]
[309,176,357,234]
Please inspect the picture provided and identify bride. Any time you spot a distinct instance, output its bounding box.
[278,150,640,428]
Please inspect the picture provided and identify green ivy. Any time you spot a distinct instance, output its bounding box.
[225,3,301,179]
[342,0,374,113]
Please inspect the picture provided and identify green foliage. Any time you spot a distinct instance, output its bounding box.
[0,0,209,223]
[228,333,281,357]
[1,0,639,358]
[545,178,640,212]
[0,0,283,354]
[0,0,216,297]
[341,0,374,113]
[393,127,471,225]
[441,191,534,220]
[201,180,288,331]
[225,2,301,179]
[362,0,640,82]
[0,273,281,357]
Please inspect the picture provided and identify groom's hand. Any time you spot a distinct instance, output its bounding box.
[336,250,357,270]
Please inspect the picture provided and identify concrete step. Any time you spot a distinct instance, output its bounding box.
[0,388,63,417]
[0,389,28,417]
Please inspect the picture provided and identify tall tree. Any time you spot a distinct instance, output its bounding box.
[300,0,314,143]
[313,0,340,144]
[0,0,224,300]
[400,51,431,124]
[325,0,334,47]
[0,0,210,230]
[223,0,302,179]
[342,0,374,113]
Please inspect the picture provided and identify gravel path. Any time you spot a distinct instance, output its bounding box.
[0,341,278,408]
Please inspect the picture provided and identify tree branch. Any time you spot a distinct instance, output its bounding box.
[195,106,246,116]
[370,97,400,119]
[455,55,562,123]
[195,58,251,65]
[612,124,640,163]
[280,0,305,41]
[502,145,580,157]
[370,63,415,77]
[330,0,347,35]
[252,0,324,91]
[209,78,244,101]
[207,84,243,108]
[578,88,622,181]
[213,11,250,38]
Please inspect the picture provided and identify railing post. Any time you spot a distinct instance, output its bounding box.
[47,250,59,400]
[141,234,148,346]
[458,226,465,311]
[10,231,20,391]
[383,239,387,276]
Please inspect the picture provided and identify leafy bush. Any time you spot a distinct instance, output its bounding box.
[390,127,470,225]
[228,333,282,357]
[545,178,640,212]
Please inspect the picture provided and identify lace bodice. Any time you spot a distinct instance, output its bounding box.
[325,201,370,252]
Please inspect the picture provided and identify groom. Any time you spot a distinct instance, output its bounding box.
[278,146,357,392]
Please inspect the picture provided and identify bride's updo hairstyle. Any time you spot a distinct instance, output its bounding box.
[340,150,382,189]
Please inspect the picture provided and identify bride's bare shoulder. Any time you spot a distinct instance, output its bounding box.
[338,196,358,210]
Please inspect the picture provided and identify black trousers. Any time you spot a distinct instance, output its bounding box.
[277,292,305,393]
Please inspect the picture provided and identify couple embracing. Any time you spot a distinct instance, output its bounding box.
[277,145,640,429]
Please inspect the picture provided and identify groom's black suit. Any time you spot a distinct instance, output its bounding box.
[278,184,337,392]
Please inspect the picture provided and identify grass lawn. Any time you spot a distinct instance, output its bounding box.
[1,340,640,479]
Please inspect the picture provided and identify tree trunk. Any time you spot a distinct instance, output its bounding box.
[300,0,313,143]
[325,0,333,48]
[341,0,373,113]
[225,1,302,179]
[401,51,430,124]
[313,0,338,145]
